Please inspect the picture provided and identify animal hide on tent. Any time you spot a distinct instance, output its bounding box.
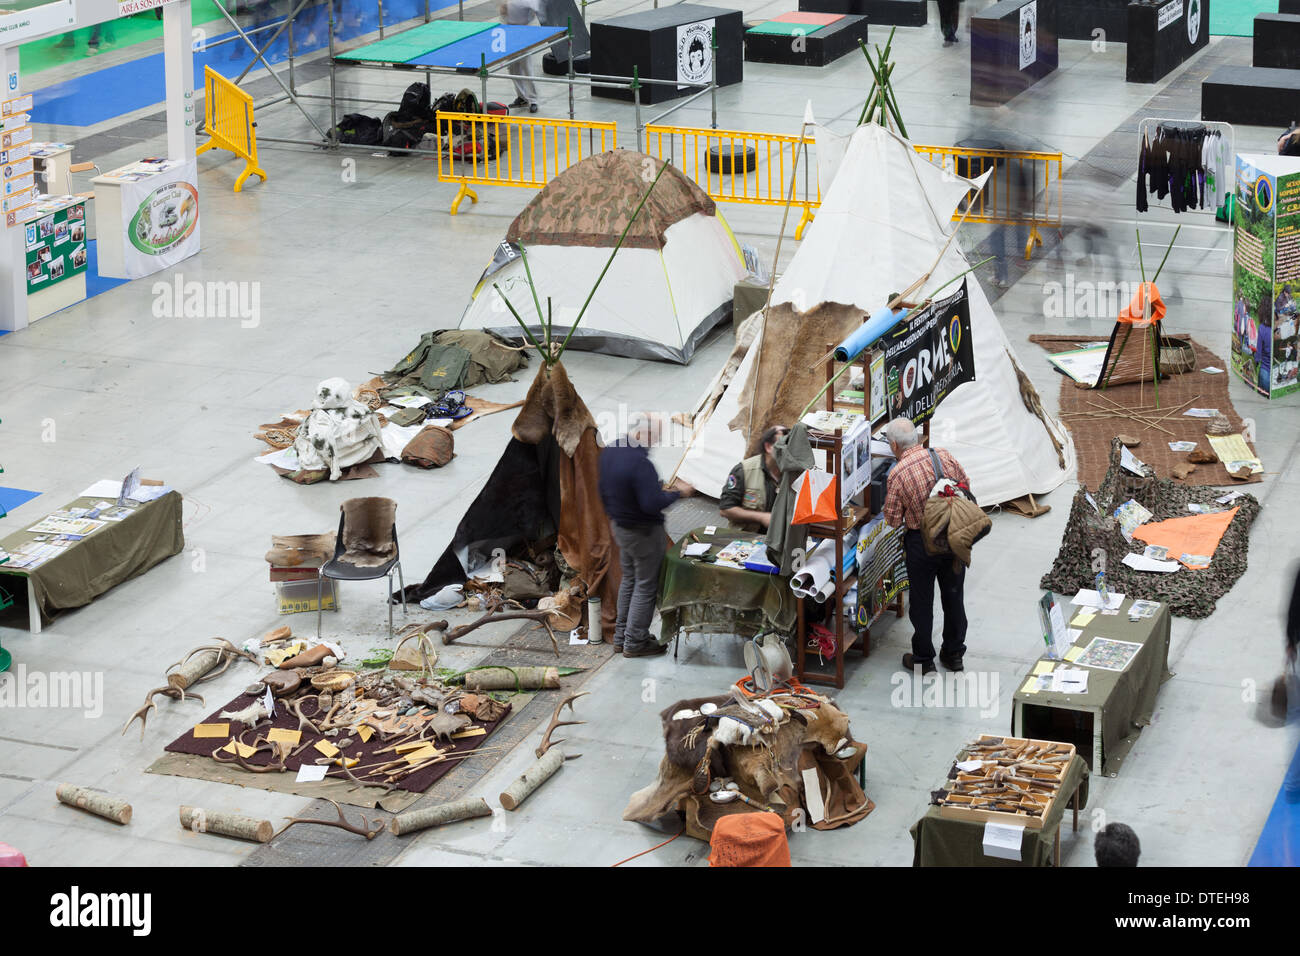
[401,362,621,638]
[623,692,874,841]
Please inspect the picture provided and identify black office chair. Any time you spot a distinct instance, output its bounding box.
[317,497,406,637]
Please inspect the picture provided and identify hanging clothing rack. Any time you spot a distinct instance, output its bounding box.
[1136,117,1235,217]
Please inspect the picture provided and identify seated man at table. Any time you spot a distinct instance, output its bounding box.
[719,425,788,532]
[598,413,696,658]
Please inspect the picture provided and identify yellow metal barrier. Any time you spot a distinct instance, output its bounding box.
[644,123,819,239]
[642,125,1063,257]
[197,66,267,193]
[435,112,618,215]
[911,144,1064,260]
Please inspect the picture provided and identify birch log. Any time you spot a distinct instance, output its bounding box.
[56,784,132,825]
[168,649,222,690]
[390,797,493,835]
[499,747,565,811]
[464,666,559,692]
[179,806,275,843]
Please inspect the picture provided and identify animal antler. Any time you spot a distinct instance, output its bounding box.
[536,691,588,759]
[120,685,205,740]
[281,798,384,840]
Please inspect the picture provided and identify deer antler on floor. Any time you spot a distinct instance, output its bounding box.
[120,685,205,741]
[537,691,588,759]
[281,798,385,840]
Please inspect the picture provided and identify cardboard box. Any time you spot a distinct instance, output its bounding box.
[936,735,1074,830]
[276,578,339,615]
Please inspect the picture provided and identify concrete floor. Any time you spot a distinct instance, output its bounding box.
[1,2,1296,867]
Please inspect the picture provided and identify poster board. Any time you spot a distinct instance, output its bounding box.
[880,279,976,424]
[23,197,86,294]
[1231,153,1300,399]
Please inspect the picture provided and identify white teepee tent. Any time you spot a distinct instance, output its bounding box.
[676,123,1075,507]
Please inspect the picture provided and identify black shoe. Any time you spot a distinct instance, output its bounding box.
[528,103,539,114]
[940,653,964,671]
[902,653,936,675]
[943,37,955,46]
[509,96,529,108]
[624,642,669,658]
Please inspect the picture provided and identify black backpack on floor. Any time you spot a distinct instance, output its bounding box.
[330,113,383,146]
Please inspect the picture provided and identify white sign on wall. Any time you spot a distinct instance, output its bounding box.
[1018,1,1037,71]
[1187,0,1202,43]
[117,0,180,15]
[1157,0,1183,30]
[677,19,714,90]
[0,0,76,45]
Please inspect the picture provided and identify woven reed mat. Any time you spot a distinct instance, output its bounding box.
[1029,334,1262,488]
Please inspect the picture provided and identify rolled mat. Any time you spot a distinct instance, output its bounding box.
[833,307,907,362]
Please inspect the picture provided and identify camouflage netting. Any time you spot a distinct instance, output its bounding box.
[505,150,715,251]
[1039,438,1260,619]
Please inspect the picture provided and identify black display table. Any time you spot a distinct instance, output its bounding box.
[1126,0,1209,83]
[798,0,926,25]
[744,14,870,66]
[1203,65,1300,125]
[1058,0,1128,40]
[970,0,1058,106]
[1254,13,1300,70]
[591,4,743,104]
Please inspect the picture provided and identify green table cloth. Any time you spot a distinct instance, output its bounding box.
[657,526,798,643]
[1012,596,1172,777]
[0,491,184,626]
[336,19,493,63]
[910,754,1089,867]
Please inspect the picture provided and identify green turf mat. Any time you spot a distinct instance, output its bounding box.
[20,3,226,75]
[746,20,823,36]
[1211,0,1276,36]
[337,18,492,62]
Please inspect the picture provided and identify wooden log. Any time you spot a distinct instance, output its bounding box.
[179,805,275,843]
[464,666,559,692]
[168,649,222,690]
[390,797,493,835]
[499,747,565,811]
[56,784,132,825]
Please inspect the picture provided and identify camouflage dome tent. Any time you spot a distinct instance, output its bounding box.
[458,150,748,364]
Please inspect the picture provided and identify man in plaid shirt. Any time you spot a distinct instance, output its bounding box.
[882,418,970,675]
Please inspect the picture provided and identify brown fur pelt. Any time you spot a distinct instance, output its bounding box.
[512,362,596,457]
[624,692,873,841]
[339,497,397,567]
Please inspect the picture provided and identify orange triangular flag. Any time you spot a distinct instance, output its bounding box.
[791,469,838,525]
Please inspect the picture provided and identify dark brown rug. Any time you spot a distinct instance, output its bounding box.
[164,689,512,796]
[1029,334,1262,489]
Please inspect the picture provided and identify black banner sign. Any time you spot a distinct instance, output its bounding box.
[881,279,975,424]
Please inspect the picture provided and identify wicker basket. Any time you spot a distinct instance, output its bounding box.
[1158,337,1196,375]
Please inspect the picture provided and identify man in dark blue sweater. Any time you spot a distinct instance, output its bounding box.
[599,415,695,657]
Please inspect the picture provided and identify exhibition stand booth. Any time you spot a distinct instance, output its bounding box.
[0,0,200,331]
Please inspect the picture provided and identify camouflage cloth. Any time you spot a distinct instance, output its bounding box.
[506,150,715,251]
[1039,438,1260,619]
[384,329,527,392]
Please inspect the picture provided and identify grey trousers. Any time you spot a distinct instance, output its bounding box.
[611,522,667,649]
